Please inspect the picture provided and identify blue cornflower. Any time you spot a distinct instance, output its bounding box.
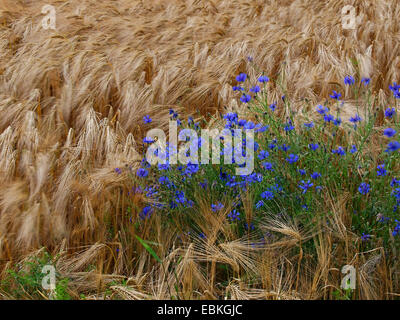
[284,121,295,132]
[258,75,269,83]
[262,162,274,171]
[334,117,342,126]
[361,233,371,241]
[143,115,152,124]
[316,105,329,115]
[361,77,370,86]
[389,83,400,92]
[261,191,274,200]
[136,168,149,178]
[244,121,256,129]
[298,180,314,194]
[159,176,170,184]
[358,182,371,195]
[227,210,240,221]
[344,75,355,85]
[139,206,153,219]
[298,169,306,176]
[143,137,155,144]
[391,178,400,188]
[233,86,244,91]
[332,146,346,156]
[240,94,252,103]
[280,144,290,152]
[258,150,270,160]
[384,107,396,119]
[286,154,299,164]
[377,164,387,176]
[350,145,357,154]
[304,122,314,129]
[349,114,362,124]
[324,114,335,123]
[256,200,265,209]
[236,73,247,82]
[115,168,122,174]
[330,90,342,100]
[224,112,238,123]
[384,128,397,138]
[211,202,224,212]
[269,103,277,112]
[393,220,400,237]
[255,124,269,133]
[385,141,400,153]
[250,85,260,93]
[311,172,321,179]
[309,143,319,151]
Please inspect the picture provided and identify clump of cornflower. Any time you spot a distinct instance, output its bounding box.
[298,180,314,194]
[324,114,334,123]
[344,75,355,85]
[240,94,251,103]
[136,168,149,178]
[261,191,274,200]
[309,143,319,151]
[389,82,400,92]
[334,117,342,126]
[304,122,314,129]
[143,137,155,144]
[244,121,255,129]
[384,107,396,119]
[311,172,321,179]
[236,73,247,82]
[385,141,400,153]
[258,75,269,83]
[250,85,260,94]
[143,115,152,124]
[350,144,357,154]
[258,150,269,160]
[384,128,397,138]
[330,90,342,100]
[286,153,299,164]
[316,105,329,115]
[349,114,362,128]
[358,182,371,195]
[361,233,371,241]
[284,120,295,132]
[256,200,264,209]
[377,164,387,176]
[139,206,153,219]
[393,220,400,236]
[262,162,274,171]
[298,169,306,176]
[361,77,370,86]
[332,146,346,156]
[280,144,290,152]
[391,178,400,188]
[211,202,224,212]
[227,210,240,221]
[233,86,244,91]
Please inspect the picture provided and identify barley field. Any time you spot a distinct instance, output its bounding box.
[0,0,399,300]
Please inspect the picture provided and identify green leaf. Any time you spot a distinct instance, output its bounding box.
[135,235,162,263]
